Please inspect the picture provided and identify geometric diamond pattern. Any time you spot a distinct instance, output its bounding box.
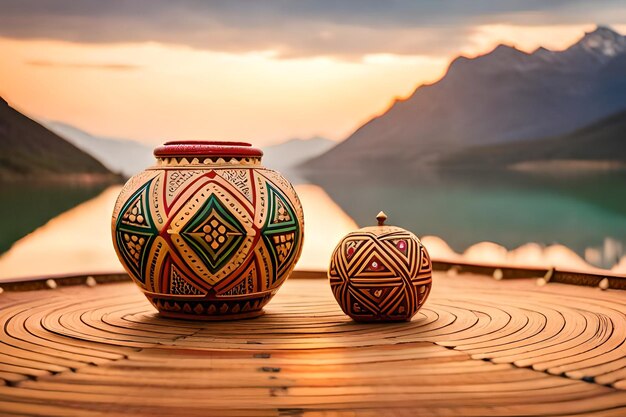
[181,194,245,274]
[112,164,305,319]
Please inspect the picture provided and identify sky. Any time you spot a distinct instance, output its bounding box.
[0,1,625,146]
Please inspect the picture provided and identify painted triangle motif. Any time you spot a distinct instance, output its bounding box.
[118,182,154,230]
[116,230,155,283]
[350,248,398,277]
[345,240,363,260]
[264,183,297,232]
[365,255,389,272]
[392,239,409,255]
[366,287,392,303]
[169,264,205,295]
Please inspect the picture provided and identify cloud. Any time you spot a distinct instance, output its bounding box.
[25,60,140,71]
[1,0,625,58]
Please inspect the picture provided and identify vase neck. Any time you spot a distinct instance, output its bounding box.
[153,140,263,167]
[155,155,262,168]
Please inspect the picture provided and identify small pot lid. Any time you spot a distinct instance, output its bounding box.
[355,211,406,236]
[154,141,263,158]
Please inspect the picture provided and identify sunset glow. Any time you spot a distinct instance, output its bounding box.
[0,38,446,145]
[2,18,624,146]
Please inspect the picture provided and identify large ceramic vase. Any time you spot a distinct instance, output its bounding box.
[111,141,304,320]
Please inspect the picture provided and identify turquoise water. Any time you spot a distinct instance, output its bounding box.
[303,169,626,269]
[1,169,625,273]
[0,182,109,253]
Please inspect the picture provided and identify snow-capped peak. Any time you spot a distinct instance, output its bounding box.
[577,25,626,58]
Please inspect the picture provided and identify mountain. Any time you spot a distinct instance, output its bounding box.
[262,136,335,185]
[44,121,154,177]
[439,109,626,170]
[306,26,626,171]
[0,97,117,181]
[262,136,335,171]
[44,121,332,179]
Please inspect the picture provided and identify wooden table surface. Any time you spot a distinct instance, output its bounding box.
[0,272,625,416]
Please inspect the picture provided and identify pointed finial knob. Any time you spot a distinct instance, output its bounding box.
[376,211,387,226]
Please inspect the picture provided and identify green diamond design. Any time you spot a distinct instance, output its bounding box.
[180,194,246,274]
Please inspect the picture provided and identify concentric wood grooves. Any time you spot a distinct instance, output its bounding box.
[0,273,625,416]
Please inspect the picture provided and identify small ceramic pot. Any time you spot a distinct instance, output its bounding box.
[111,141,304,320]
[328,212,432,322]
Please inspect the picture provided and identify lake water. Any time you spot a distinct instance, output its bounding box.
[1,168,625,280]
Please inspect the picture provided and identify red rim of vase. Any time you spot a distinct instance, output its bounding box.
[154,141,263,158]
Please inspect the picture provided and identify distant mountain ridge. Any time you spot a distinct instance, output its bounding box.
[44,122,333,178]
[306,26,626,170]
[44,121,154,178]
[439,109,626,170]
[260,136,335,185]
[0,97,116,181]
[262,136,335,171]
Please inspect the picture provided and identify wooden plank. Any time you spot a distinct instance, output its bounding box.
[0,273,624,415]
